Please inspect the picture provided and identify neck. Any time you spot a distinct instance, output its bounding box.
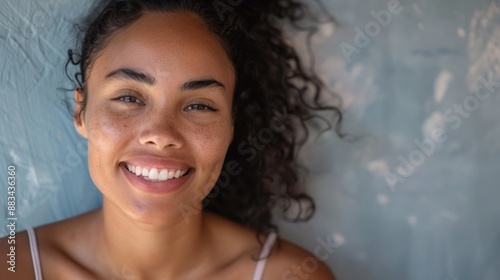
[91,200,212,279]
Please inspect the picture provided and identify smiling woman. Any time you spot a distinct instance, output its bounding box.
[0,0,342,279]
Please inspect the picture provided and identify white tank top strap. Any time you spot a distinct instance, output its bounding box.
[26,227,43,280]
[252,231,278,280]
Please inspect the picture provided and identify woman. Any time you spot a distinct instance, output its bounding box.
[1,0,342,279]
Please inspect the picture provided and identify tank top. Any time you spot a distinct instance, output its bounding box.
[26,227,277,280]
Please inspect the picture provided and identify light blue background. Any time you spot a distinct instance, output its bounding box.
[1,0,499,279]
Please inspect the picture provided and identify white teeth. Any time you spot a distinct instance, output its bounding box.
[125,163,189,182]
[149,168,158,180]
[159,169,169,180]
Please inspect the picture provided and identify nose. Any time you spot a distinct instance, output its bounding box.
[138,110,184,150]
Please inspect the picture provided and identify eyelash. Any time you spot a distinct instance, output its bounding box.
[113,95,218,112]
[185,102,218,112]
[114,95,143,104]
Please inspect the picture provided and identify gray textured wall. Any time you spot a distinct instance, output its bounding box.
[1,0,499,279]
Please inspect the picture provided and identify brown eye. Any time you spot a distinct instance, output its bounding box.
[113,95,144,105]
[185,103,217,112]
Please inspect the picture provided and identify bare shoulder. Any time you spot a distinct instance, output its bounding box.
[0,229,35,279]
[263,237,336,280]
[0,210,99,280]
[204,213,336,280]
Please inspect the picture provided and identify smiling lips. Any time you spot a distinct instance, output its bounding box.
[125,164,190,182]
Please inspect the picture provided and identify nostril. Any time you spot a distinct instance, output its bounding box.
[139,134,183,149]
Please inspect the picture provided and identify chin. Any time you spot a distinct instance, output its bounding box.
[120,197,197,226]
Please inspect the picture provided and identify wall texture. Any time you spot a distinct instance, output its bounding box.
[1,0,499,279]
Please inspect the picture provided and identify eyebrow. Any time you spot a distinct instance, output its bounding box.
[105,67,226,93]
[180,79,225,91]
[106,68,156,85]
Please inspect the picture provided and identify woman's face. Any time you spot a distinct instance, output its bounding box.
[74,11,235,224]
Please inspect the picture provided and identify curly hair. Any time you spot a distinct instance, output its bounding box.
[65,0,344,254]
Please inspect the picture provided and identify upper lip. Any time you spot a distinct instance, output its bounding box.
[122,156,193,171]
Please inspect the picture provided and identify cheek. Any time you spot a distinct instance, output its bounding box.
[190,119,233,196]
[85,108,133,181]
[87,110,128,147]
[192,119,233,161]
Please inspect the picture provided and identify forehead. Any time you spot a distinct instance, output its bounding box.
[87,11,235,90]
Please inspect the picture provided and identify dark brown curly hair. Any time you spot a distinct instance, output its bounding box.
[65,0,344,254]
